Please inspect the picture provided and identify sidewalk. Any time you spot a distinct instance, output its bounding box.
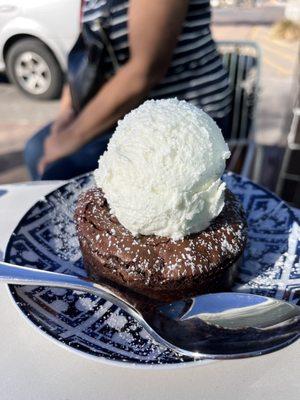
[212,5,285,25]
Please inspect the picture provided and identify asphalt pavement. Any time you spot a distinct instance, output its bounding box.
[0,75,59,183]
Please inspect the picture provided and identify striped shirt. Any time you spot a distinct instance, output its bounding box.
[83,0,231,119]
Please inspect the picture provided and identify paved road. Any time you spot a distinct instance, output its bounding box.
[0,75,59,183]
[0,79,58,154]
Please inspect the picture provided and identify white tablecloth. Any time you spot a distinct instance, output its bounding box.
[0,182,299,400]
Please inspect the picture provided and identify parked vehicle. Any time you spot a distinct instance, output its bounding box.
[0,0,80,100]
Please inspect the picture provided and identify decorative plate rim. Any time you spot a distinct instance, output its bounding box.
[4,172,299,368]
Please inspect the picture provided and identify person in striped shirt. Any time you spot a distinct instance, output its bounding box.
[25,0,231,180]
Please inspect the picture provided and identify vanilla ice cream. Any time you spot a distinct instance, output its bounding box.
[94,98,230,240]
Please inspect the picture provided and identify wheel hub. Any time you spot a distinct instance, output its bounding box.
[14,51,51,95]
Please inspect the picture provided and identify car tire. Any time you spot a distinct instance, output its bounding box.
[6,38,64,100]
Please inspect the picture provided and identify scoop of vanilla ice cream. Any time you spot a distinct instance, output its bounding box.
[94,98,230,240]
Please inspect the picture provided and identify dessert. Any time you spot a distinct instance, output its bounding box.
[95,98,231,240]
[75,99,247,302]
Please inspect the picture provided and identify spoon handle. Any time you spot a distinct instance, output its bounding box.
[0,261,136,313]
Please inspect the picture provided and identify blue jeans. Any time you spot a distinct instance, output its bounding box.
[24,123,113,180]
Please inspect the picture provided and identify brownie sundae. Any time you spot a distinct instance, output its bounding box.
[75,99,247,302]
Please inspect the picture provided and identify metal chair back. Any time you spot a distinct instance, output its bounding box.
[217,40,261,176]
[275,46,300,207]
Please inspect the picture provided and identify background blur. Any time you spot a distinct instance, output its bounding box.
[0,0,299,206]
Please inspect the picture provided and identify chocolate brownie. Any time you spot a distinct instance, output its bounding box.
[75,188,247,302]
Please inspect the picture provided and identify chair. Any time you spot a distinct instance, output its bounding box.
[217,40,262,178]
[275,47,300,208]
[276,108,300,207]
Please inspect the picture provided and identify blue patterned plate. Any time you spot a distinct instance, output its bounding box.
[4,173,300,367]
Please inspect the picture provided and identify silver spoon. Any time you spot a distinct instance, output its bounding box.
[1,261,299,359]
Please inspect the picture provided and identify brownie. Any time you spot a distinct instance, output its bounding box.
[75,188,247,302]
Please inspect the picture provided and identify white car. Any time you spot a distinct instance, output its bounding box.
[0,0,80,99]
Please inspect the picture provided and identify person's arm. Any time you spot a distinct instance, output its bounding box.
[59,85,72,113]
[71,0,189,139]
[50,85,74,133]
[38,0,188,173]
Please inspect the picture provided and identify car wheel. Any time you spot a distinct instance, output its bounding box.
[6,38,63,100]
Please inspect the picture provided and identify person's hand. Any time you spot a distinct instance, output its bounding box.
[38,124,83,176]
[38,108,78,175]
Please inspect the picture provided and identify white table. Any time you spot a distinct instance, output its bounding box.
[0,182,299,400]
